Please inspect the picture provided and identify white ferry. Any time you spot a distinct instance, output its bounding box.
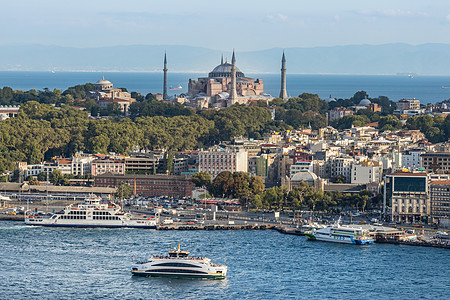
[131,243,227,279]
[25,195,156,228]
[305,219,373,245]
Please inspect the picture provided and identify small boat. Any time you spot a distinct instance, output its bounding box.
[305,218,374,245]
[441,86,450,89]
[131,243,227,279]
[170,85,182,90]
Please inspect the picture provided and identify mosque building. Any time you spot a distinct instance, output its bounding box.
[88,77,136,114]
[186,51,273,108]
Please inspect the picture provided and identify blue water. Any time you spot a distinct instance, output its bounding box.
[0,221,448,299]
[1,71,450,103]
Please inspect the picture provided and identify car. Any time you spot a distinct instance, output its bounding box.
[163,219,174,225]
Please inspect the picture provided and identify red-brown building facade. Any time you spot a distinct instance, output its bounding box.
[94,173,194,198]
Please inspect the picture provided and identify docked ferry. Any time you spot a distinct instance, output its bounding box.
[131,243,227,279]
[25,195,156,228]
[305,220,373,245]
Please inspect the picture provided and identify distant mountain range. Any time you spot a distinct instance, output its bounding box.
[1,43,450,75]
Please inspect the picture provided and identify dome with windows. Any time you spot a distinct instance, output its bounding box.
[208,63,244,78]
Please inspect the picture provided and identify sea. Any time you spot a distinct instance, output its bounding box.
[0,221,448,300]
[1,71,450,104]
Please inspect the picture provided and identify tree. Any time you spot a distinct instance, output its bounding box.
[115,181,132,199]
[11,169,20,183]
[210,171,234,198]
[37,172,47,181]
[29,179,40,185]
[104,102,122,116]
[165,149,174,175]
[50,170,64,185]
[332,174,346,183]
[251,194,263,209]
[249,176,265,195]
[379,115,402,132]
[192,172,212,188]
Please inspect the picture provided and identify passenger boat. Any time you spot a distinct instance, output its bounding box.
[25,195,156,228]
[131,243,227,279]
[305,219,373,245]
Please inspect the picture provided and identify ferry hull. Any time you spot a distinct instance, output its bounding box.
[131,271,225,279]
[25,223,156,229]
[305,232,373,245]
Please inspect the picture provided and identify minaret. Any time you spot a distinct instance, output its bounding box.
[279,51,288,101]
[221,54,224,65]
[229,50,238,105]
[163,52,168,100]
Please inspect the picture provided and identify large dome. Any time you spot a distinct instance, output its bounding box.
[291,171,318,182]
[208,63,244,78]
[359,98,371,106]
[95,78,112,85]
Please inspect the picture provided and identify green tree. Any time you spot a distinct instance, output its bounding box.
[332,174,346,183]
[249,176,265,195]
[379,115,402,131]
[50,170,64,185]
[192,172,212,188]
[115,181,132,199]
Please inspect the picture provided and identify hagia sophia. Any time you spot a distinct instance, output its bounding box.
[165,50,288,109]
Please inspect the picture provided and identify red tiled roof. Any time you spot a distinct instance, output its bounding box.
[430,180,450,185]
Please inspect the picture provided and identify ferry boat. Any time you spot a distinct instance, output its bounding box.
[170,85,182,90]
[131,243,227,279]
[305,219,373,245]
[25,195,156,228]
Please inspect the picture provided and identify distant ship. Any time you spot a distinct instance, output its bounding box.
[442,86,450,89]
[170,85,182,90]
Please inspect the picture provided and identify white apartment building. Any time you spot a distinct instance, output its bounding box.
[401,150,424,171]
[290,161,314,176]
[71,155,95,176]
[198,147,248,178]
[351,160,382,184]
[329,156,353,182]
[25,164,44,177]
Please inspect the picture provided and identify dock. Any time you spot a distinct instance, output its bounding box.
[157,224,275,230]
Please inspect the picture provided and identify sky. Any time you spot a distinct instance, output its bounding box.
[2,1,450,51]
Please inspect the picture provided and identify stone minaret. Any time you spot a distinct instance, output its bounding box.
[163,52,168,100]
[279,51,288,101]
[229,50,238,105]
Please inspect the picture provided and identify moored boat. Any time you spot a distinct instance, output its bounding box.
[305,219,373,245]
[131,243,227,279]
[25,195,156,228]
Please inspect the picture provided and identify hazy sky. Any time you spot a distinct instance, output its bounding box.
[2,0,450,50]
